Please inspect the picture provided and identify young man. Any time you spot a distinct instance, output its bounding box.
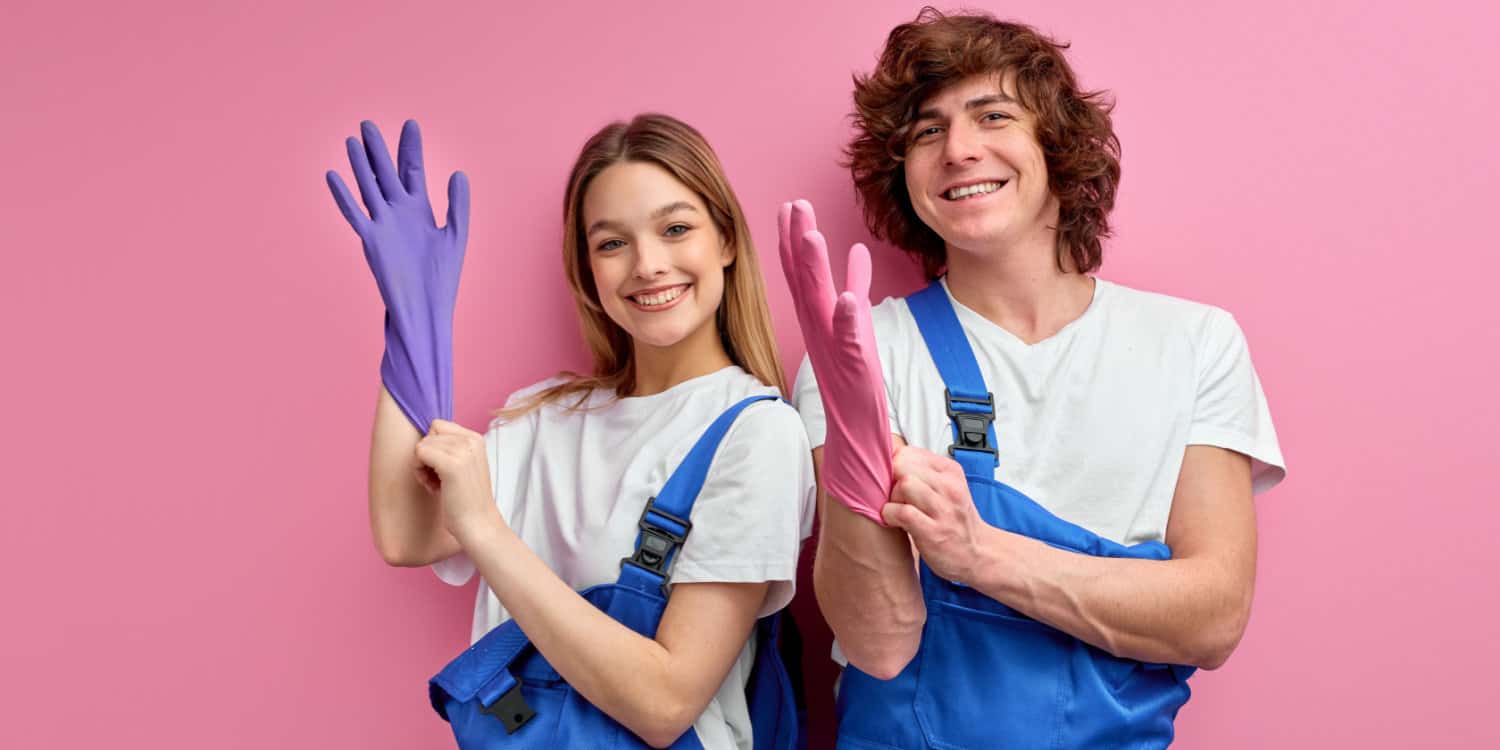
[781,9,1285,749]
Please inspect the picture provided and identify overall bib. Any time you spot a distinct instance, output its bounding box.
[430,395,801,750]
[835,283,1195,750]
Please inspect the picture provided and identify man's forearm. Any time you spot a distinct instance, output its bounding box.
[967,527,1253,669]
[812,476,926,679]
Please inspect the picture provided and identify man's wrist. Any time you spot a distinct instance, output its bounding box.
[969,524,1026,602]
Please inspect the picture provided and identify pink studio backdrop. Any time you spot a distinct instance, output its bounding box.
[3,0,1496,747]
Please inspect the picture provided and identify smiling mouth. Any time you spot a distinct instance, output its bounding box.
[943,180,1007,201]
[628,284,689,308]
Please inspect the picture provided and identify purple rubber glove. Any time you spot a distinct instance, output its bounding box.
[779,200,893,525]
[326,120,469,434]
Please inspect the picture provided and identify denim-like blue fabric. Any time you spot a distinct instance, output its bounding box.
[836,284,1194,749]
[430,395,800,750]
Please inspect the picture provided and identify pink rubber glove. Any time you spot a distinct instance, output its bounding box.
[779,200,893,525]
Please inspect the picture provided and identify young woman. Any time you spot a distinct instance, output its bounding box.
[327,114,813,749]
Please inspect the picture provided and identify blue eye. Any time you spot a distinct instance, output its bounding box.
[664,224,691,237]
[597,239,625,252]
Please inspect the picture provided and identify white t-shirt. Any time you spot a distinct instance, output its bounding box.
[795,276,1285,549]
[433,366,816,750]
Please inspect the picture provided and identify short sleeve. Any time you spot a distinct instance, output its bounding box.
[1188,310,1287,494]
[792,354,829,447]
[670,400,817,617]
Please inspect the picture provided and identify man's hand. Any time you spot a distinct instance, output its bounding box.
[881,444,989,583]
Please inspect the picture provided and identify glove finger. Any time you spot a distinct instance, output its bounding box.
[834,290,893,425]
[845,242,872,300]
[778,201,814,320]
[445,171,470,246]
[325,170,370,234]
[833,291,878,368]
[360,120,405,202]
[777,201,796,290]
[789,198,818,241]
[790,201,837,318]
[346,135,385,219]
[797,229,838,321]
[397,119,430,202]
[832,291,862,345]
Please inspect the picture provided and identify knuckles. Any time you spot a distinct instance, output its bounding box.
[936,454,964,479]
[892,474,925,502]
[891,444,927,476]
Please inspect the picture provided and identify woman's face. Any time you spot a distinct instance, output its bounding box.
[582,160,733,352]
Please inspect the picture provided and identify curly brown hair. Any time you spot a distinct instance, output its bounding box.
[847,7,1121,279]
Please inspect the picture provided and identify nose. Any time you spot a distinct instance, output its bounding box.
[941,119,981,168]
[632,237,671,280]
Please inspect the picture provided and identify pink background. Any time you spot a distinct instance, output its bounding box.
[3,0,1496,747]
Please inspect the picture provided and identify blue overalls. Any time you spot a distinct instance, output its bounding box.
[429,395,801,750]
[835,283,1196,749]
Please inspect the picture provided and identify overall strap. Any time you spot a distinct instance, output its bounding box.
[906,281,1000,477]
[617,394,780,594]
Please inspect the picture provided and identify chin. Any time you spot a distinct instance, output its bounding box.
[943,227,1011,255]
[632,329,690,350]
[926,212,1001,247]
[619,316,698,350]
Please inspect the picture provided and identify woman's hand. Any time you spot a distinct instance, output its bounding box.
[327,120,470,434]
[414,419,503,541]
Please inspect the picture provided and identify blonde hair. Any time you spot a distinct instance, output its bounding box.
[499,113,786,420]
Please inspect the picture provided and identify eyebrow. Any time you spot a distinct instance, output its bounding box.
[913,93,1017,123]
[586,201,700,237]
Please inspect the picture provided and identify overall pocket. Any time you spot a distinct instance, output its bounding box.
[443,671,567,749]
[913,598,1071,750]
[1058,649,1192,750]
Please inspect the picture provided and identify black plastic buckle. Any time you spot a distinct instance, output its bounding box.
[945,388,997,463]
[481,680,536,735]
[620,497,692,583]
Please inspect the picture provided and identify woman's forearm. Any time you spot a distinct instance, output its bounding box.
[368,386,460,565]
[455,518,757,748]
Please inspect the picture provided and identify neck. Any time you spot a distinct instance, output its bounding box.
[629,318,735,397]
[943,221,1095,345]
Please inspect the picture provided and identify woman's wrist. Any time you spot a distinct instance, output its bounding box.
[448,505,509,552]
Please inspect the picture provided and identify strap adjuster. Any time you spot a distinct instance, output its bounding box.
[481,680,536,734]
[945,388,997,464]
[620,497,692,585]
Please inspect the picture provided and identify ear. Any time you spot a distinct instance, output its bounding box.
[720,239,736,268]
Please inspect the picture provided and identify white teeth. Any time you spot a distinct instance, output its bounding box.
[632,285,686,307]
[945,181,1004,200]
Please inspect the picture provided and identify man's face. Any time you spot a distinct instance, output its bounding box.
[902,72,1059,258]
